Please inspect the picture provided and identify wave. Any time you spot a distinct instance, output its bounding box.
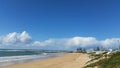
[0,53,62,67]
[0,53,44,66]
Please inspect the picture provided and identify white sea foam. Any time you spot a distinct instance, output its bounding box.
[0,53,60,67]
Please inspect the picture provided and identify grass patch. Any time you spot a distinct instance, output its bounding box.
[85,52,120,68]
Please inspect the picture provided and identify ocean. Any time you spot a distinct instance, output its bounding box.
[0,49,62,67]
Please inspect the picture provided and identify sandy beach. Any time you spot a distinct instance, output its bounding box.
[3,53,90,68]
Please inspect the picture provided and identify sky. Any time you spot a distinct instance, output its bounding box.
[0,0,120,50]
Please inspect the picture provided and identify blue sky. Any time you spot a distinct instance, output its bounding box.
[0,0,120,50]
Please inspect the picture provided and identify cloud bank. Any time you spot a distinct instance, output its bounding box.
[0,31,120,50]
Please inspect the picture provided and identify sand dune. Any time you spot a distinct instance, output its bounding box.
[3,53,90,68]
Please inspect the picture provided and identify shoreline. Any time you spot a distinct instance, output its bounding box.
[3,53,90,68]
[0,53,63,67]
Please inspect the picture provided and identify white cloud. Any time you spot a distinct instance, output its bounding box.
[2,32,18,45]
[0,31,120,49]
[101,38,120,48]
[66,37,98,47]
[34,37,120,49]
[33,39,55,46]
[19,31,32,44]
[0,31,32,46]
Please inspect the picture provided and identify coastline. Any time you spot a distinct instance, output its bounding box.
[0,53,63,67]
[3,53,90,68]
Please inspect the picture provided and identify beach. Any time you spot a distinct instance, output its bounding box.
[3,53,90,68]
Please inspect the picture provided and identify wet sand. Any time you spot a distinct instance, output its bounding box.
[3,53,90,68]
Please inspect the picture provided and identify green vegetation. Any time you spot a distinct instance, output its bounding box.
[85,52,120,68]
[94,47,101,51]
[76,47,86,53]
[87,54,103,63]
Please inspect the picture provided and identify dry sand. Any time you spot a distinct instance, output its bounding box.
[3,53,90,68]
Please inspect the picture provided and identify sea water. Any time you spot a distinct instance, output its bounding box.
[0,49,62,67]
